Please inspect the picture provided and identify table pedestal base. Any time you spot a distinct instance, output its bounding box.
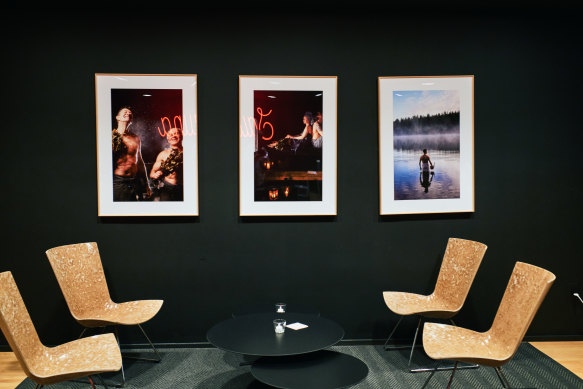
[251,350,368,389]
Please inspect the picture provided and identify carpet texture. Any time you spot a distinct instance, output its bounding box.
[16,343,583,388]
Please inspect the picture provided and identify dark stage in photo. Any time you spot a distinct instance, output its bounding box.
[111,89,184,202]
[253,90,323,202]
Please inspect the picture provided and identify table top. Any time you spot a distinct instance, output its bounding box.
[207,312,344,357]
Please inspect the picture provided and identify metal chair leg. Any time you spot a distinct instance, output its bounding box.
[420,367,437,389]
[495,366,512,388]
[78,327,88,339]
[111,326,127,388]
[383,316,408,350]
[446,361,458,389]
[119,324,161,363]
[408,317,423,369]
[137,324,161,362]
[94,374,109,389]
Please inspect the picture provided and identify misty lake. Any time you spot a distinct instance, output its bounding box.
[394,149,460,200]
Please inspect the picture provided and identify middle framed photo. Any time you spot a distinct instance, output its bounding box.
[239,76,337,216]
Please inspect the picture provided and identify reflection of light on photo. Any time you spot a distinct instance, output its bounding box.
[157,114,198,137]
[269,81,281,85]
[240,116,255,138]
[268,96,276,99]
[422,82,435,85]
[143,94,152,97]
[186,114,198,137]
[191,81,197,86]
[315,93,322,96]
[114,77,127,81]
[395,93,403,96]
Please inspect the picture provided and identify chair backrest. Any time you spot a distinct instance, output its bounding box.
[432,238,488,310]
[490,261,555,358]
[0,271,44,378]
[45,242,112,319]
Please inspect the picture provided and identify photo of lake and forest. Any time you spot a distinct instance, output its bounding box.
[393,90,461,200]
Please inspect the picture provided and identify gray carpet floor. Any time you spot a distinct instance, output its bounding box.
[16,343,583,388]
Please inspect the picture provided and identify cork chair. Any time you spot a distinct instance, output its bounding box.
[45,242,163,387]
[422,261,556,388]
[0,271,122,388]
[382,237,487,372]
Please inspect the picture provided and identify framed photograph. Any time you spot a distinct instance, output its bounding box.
[379,76,474,215]
[95,74,198,216]
[239,76,337,216]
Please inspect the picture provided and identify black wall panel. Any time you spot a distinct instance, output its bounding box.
[0,8,581,347]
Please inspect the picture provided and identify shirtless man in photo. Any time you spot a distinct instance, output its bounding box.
[112,107,151,201]
[150,127,184,201]
[419,148,434,172]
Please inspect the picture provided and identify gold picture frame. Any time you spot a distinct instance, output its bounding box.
[378,75,474,215]
[95,73,198,216]
[239,76,337,216]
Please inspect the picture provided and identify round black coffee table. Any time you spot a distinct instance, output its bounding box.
[207,312,368,388]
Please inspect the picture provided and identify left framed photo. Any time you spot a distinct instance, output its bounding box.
[95,74,198,216]
[239,76,337,216]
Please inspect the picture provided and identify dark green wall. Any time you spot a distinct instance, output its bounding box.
[1,8,581,347]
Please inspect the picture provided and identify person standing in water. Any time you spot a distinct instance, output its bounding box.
[419,148,434,172]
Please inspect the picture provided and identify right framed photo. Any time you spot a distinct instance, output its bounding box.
[379,76,474,215]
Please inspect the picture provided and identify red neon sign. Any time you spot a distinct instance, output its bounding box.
[255,107,274,141]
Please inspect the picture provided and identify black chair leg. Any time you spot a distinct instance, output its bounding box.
[420,368,436,389]
[446,361,458,389]
[383,316,406,351]
[494,366,512,388]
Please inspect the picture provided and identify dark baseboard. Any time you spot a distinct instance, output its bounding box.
[1,335,582,352]
[523,334,583,342]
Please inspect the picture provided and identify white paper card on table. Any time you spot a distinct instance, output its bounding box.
[286,322,308,330]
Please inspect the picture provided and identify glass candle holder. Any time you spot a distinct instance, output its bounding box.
[268,188,279,200]
[273,319,286,334]
[275,303,287,313]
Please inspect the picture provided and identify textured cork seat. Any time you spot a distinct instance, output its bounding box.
[383,238,488,319]
[422,262,555,387]
[45,242,163,387]
[45,242,163,328]
[382,238,488,372]
[0,271,121,387]
[71,300,164,327]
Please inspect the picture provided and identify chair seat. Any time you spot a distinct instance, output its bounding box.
[383,291,459,319]
[29,334,122,385]
[76,300,164,327]
[423,322,513,367]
